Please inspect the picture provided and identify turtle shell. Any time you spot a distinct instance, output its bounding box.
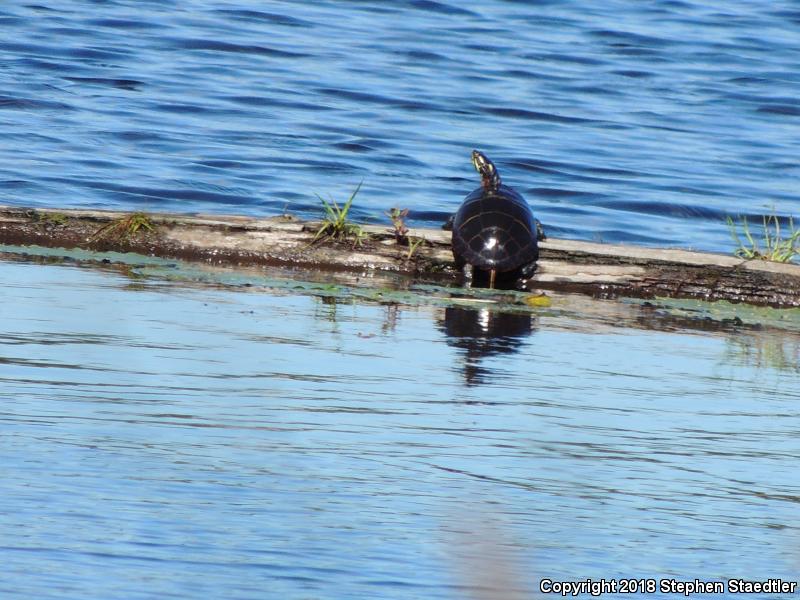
[451,183,539,273]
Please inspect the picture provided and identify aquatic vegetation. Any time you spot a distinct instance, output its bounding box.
[727,214,800,263]
[524,293,552,307]
[386,207,410,244]
[312,182,368,247]
[32,211,69,228]
[386,207,426,260]
[406,236,425,260]
[90,212,155,242]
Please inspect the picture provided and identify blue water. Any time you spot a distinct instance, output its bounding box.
[3,255,800,599]
[1,1,799,252]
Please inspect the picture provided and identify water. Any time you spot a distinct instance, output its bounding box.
[3,2,800,595]
[1,1,799,252]
[3,254,800,598]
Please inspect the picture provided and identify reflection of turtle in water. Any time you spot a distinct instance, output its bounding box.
[440,306,534,386]
[445,150,545,289]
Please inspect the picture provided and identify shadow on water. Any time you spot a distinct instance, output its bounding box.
[439,306,535,386]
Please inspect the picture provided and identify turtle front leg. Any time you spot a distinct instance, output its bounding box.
[535,219,546,241]
[442,214,455,231]
[462,263,474,289]
[515,260,539,290]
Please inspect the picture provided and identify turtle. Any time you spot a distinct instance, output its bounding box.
[445,150,544,289]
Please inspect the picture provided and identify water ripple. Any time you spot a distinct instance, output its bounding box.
[3,259,800,598]
[173,38,310,59]
[0,95,73,111]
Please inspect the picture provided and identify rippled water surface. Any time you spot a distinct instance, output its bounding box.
[3,256,800,598]
[1,1,799,252]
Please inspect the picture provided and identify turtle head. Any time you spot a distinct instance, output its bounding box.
[471,149,501,190]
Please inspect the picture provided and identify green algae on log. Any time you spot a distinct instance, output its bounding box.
[2,205,800,308]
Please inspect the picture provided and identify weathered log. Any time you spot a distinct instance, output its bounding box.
[1,205,799,308]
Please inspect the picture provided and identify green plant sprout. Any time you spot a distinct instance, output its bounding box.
[727,214,800,263]
[312,182,368,247]
[90,212,155,242]
[386,207,410,244]
[406,236,424,260]
[33,211,69,227]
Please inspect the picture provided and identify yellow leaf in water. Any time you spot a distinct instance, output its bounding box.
[524,293,552,307]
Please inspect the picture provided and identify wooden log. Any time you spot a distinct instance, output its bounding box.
[1,205,799,308]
